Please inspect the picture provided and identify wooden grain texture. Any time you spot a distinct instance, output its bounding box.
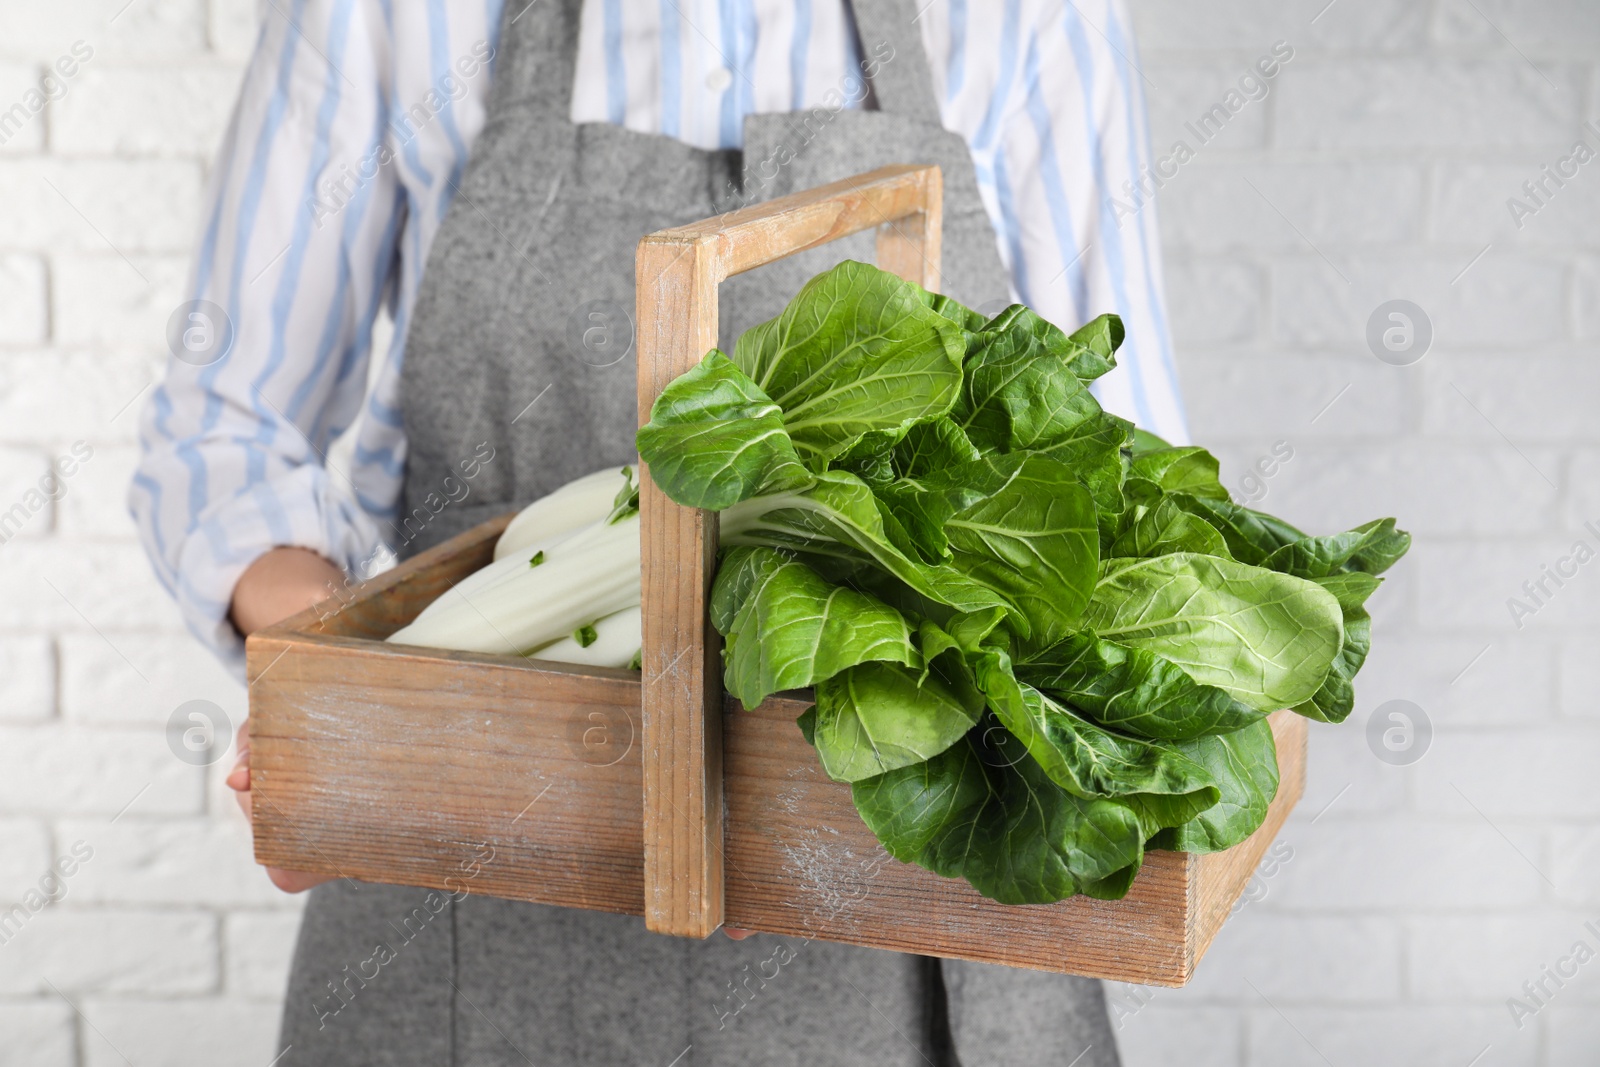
[636,237,725,938]
[249,516,1307,984]
[633,164,942,938]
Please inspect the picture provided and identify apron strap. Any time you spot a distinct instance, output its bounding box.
[484,0,584,122]
[850,0,943,126]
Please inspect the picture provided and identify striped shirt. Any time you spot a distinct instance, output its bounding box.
[132,0,1188,667]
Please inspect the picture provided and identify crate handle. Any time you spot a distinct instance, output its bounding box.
[635,164,944,938]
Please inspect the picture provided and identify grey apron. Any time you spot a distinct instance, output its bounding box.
[276,2,1120,1064]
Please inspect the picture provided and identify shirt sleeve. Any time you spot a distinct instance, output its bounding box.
[925,0,1191,445]
[129,1,402,671]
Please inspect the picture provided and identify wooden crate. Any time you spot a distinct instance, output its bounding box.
[247,165,1307,986]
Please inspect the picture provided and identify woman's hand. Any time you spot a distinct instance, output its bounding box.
[228,546,348,894]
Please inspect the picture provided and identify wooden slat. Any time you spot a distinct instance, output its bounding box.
[635,237,725,938]
[633,164,943,938]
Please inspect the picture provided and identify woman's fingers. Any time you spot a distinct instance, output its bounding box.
[223,716,333,892]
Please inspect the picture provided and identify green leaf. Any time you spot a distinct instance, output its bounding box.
[979,673,1220,815]
[892,417,982,478]
[1033,411,1132,525]
[607,465,641,524]
[720,470,1020,625]
[1294,608,1371,724]
[572,624,598,648]
[1131,427,1172,454]
[852,724,1148,905]
[1173,494,1305,566]
[732,261,966,470]
[1262,518,1412,578]
[1066,313,1125,382]
[1148,719,1279,853]
[1314,571,1383,613]
[1128,447,1230,502]
[812,661,982,782]
[922,291,989,333]
[903,454,1101,651]
[1019,630,1266,740]
[955,309,1106,454]
[1083,554,1344,712]
[636,350,813,510]
[709,546,919,708]
[1112,492,1232,560]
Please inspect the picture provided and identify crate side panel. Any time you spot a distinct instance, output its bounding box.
[722,696,1195,986]
[249,636,646,914]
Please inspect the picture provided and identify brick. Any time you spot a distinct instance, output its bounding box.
[61,632,244,728]
[0,159,204,253]
[1577,256,1600,340]
[1181,914,1401,1003]
[1161,164,1423,250]
[1162,257,1262,346]
[0,818,51,899]
[53,253,189,347]
[54,442,136,540]
[1549,1005,1600,1067]
[1562,450,1600,535]
[1264,818,1545,910]
[1253,443,1559,538]
[1433,157,1600,248]
[1299,719,1407,817]
[0,253,46,342]
[0,909,217,994]
[0,1002,73,1067]
[0,447,54,540]
[1408,913,1600,1002]
[1129,0,1428,51]
[1358,632,1553,728]
[1414,727,1600,818]
[0,726,202,815]
[1143,64,1267,153]
[1110,1004,1240,1067]
[0,636,55,721]
[81,998,281,1067]
[54,66,242,157]
[209,0,261,61]
[1272,254,1568,351]
[225,910,303,998]
[0,62,46,153]
[1420,538,1600,632]
[1181,354,1409,444]
[1246,1005,1535,1067]
[1276,60,1583,150]
[60,817,295,906]
[0,350,163,445]
[1557,640,1600,720]
[0,541,186,631]
[1433,0,1600,49]
[0,0,207,63]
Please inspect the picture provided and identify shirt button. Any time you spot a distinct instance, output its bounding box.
[705,66,733,93]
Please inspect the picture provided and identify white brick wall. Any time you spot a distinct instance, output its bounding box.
[1118,1,1600,1064]
[0,2,1594,1064]
[0,5,300,1065]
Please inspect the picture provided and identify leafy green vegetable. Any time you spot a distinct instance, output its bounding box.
[635,351,812,510]
[1019,631,1265,740]
[810,660,982,782]
[711,546,918,708]
[732,260,966,470]
[1147,719,1279,853]
[635,260,1409,906]
[1083,554,1344,712]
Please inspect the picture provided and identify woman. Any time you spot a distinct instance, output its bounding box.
[134,1,1185,1062]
